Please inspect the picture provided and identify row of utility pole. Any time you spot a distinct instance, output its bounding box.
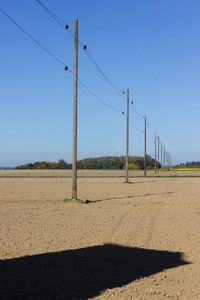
[146,129,172,176]
[71,19,172,199]
[143,126,172,178]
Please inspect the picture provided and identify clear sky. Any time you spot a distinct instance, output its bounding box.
[0,0,200,167]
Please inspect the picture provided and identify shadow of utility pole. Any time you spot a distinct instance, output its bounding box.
[85,192,174,204]
[0,243,189,300]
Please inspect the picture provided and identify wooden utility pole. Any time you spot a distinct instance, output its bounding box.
[126,88,129,182]
[157,136,160,173]
[166,152,169,171]
[154,132,157,174]
[161,142,162,171]
[72,19,78,200]
[163,147,165,171]
[144,116,147,177]
[170,155,172,169]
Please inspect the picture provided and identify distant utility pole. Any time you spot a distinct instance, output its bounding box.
[166,152,169,171]
[126,88,129,182]
[157,136,160,173]
[72,19,78,200]
[154,132,157,174]
[163,146,165,171]
[161,142,162,171]
[144,116,147,177]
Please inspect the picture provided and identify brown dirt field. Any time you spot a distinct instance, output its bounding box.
[0,176,200,299]
[1,169,200,178]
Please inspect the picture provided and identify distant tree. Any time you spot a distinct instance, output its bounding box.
[49,162,59,169]
[77,161,84,169]
[37,161,50,169]
[173,165,180,169]
[58,159,68,169]
[180,164,186,168]
[33,162,40,169]
[103,157,112,169]
[13,155,158,171]
[128,163,142,170]
[58,159,72,169]
[26,163,33,169]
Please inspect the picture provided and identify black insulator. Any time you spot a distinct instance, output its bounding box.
[84,45,87,50]
[65,25,69,29]
[65,66,68,71]
[131,101,133,104]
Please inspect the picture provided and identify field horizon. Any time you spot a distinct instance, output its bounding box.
[1,169,200,178]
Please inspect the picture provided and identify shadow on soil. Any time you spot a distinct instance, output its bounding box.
[0,243,189,300]
[85,192,174,204]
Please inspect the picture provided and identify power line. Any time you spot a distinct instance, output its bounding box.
[0,8,66,67]
[68,70,124,114]
[129,120,143,132]
[37,0,66,25]
[1,6,170,163]
[130,102,144,123]
[123,112,142,132]
[1,8,123,114]
[147,125,154,137]
[36,0,76,39]
[36,0,81,41]
[146,137,153,144]
[36,0,126,99]
[84,49,126,99]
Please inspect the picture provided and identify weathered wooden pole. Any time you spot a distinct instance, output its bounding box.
[157,136,160,173]
[154,132,157,174]
[163,147,166,171]
[144,116,147,177]
[126,88,129,182]
[72,19,78,200]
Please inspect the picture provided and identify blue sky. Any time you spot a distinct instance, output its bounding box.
[0,0,200,167]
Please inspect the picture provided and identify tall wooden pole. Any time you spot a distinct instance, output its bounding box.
[161,142,162,171]
[72,19,78,200]
[157,136,160,173]
[154,132,157,174]
[144,116,147,177]
[126,88,129,182]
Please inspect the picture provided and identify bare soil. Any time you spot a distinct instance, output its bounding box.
[0,175,200,299]
[1,169,200,178]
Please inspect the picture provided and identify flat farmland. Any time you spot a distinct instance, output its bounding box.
[1,169,200,178]
[0,173,200,299]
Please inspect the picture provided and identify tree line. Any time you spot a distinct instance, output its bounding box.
[14,155,161,170]
[173,161,200,168]
[14,159,72,170]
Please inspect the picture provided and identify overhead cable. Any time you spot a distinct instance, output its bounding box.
[0,8,123,114]
[36,0,126,99]
[0,8,66,66]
